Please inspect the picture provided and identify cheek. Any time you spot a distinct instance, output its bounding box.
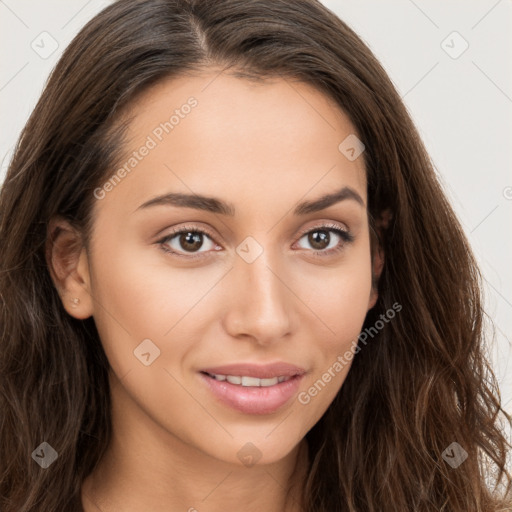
[299,249,373,342]
[293,246,373,406]
[87,235,228,371]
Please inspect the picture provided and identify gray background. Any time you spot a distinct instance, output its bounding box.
[1,1,511,425]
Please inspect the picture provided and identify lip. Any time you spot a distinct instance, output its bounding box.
[200,372,304,415]
[200,362,306,379]
[199,362,306,415]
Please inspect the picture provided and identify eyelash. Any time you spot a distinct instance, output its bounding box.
[157,223,354,260]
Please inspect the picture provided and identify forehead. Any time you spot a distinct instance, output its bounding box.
[97,69,367,218]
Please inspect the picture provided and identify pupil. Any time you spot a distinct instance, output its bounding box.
[309,231,329,250]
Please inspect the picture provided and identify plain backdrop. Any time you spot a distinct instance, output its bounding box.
[1,1,511,427]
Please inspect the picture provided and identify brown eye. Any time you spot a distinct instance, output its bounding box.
[178,231,204,252]
[159,227,220,258]
[296,224,354,255]
[307,230,331,250]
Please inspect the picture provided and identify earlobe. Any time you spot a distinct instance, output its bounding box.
[46,217,94,320]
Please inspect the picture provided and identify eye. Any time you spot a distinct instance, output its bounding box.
[295,223,354,256]
[158,225,221,259]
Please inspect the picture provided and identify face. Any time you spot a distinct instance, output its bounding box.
[58,70,379,467]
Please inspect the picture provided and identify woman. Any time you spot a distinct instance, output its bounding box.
[1,0,510,510]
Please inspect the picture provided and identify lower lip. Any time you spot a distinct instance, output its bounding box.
[199,372,303,415]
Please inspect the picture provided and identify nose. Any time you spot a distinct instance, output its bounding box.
[221,248,294,345]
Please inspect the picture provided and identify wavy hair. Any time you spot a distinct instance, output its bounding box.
[1,0,511,510]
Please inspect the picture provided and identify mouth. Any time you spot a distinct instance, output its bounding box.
[198,363,306,415]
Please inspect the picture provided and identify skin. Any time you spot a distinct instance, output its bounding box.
[47,69,383,512]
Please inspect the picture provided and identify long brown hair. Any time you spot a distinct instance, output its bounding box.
[1,0,511,510]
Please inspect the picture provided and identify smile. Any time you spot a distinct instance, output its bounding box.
[205,373,292,387]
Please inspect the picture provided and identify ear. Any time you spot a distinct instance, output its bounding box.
[45,216,94,319]
[367,208,392,310]
[367,242,384,310]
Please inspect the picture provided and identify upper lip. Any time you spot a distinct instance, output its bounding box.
[201,362,306,379]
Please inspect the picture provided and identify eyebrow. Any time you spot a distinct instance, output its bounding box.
[134,185,365,216]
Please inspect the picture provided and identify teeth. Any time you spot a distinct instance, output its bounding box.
[241,376,263,386]
[209,373,292,387]
[259,377,278,386]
